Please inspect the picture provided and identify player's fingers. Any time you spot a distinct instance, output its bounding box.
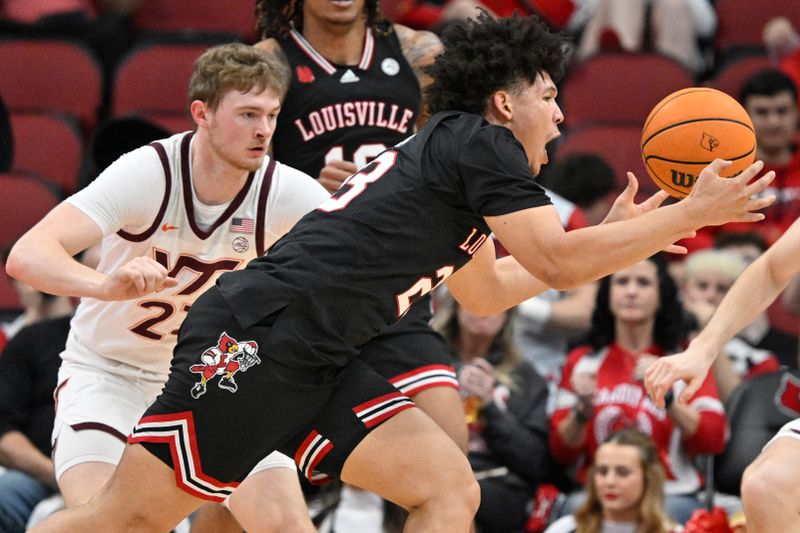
[639,189,670,212]
[163,277,179,288]
[730,159,765,184]
[700,158,733,178]
[318,177,341,194]
[328,159,358,173]
[123,269,147,293]
[743,171,776,197]
[621,172,638,199]
[663,244,688,254]
[733,212,767,223]
[678,378,702,405]
[744,194,777,214]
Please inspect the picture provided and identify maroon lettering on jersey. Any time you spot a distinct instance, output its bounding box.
[775,373,800,417]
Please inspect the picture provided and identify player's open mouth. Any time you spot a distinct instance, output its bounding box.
[331,0,354,8]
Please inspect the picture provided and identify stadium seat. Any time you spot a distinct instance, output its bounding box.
[710,54,773,98]
[10,112,84,196]
[111,42,212,134]
[554,124,654,196]
[715,0,800,57]
[559,53,694,129]
[132,0,258,42]
[715,368,800,495]
[0,262,20,312]
[0,38,102,133]
[0,173,61,249]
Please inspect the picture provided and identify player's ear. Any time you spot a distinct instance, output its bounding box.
[488,90,513,123]
[190,100,210,127]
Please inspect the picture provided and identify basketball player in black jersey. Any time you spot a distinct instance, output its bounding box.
[30,12,775,533]
[255,0,468,447]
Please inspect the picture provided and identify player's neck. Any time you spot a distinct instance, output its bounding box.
[190,140,251,206]
[302,17,367,65]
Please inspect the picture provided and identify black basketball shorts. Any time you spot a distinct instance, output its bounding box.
[128,287,416,502]
[359,303,458,397]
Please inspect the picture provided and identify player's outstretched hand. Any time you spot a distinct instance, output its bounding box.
[602,172,691,254]
[100,256,178,300]
[685,159,776,227]
[644,347,713,408]
[319,160,358,194]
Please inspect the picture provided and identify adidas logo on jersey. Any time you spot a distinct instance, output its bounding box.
[340,69,360,84]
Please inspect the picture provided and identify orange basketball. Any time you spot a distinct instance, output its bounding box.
[640,87,756,198]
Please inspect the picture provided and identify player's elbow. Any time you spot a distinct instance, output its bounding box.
[4,239,30,282]
[534,264,581,292]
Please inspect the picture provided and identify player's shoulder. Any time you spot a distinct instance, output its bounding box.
[393,23,443,65]
[273,158,315,184]
[253,38,290,67]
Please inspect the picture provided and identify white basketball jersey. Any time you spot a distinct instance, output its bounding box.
[64,132,327,378]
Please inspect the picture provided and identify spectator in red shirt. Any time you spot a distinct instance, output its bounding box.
[549,255,726,525]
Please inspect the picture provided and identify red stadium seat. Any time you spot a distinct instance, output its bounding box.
[111,42,211,134]
[0,262,21,312]
[0,38,102,133]
[10,112,84,196]
[709,54,773,99]
[0,173,60,248]
[715,0,800,55]
[555,124,655,197]
[559,53,694,129]
[132,0,258,42]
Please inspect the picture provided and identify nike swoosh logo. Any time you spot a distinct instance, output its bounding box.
[161,224,179,232]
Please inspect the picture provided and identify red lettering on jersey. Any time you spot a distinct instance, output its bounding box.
[458,228,488,256]
[296,65,315,83]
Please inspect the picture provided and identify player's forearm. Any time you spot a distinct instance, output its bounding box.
[692,257,789,360]
[540,202,697,290]
[7,233,105,298]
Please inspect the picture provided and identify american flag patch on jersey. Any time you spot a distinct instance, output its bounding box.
[230,217,254,234]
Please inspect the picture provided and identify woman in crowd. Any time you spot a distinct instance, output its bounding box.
[545,429,681,533]
[435,293,550,533]
[549,255,726,524]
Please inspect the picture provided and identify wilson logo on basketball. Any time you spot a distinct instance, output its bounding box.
[701,132,720,152]
[670,169,696,188]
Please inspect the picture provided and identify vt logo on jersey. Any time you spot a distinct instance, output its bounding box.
[189,332,261,399]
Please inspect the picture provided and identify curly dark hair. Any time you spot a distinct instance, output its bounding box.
[255,0,385,38]
[425,10,566,116]
[587,254,685,353]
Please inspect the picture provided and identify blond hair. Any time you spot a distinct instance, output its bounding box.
[683,249,747,283]
[188,43,290,111]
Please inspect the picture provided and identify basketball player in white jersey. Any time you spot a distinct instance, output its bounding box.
[6,43,328,533]
[645,218,800,532]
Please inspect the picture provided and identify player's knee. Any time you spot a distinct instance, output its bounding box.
[427,462,480,515]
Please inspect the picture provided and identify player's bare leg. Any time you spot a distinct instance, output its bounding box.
[226,467,316,533]
[341,408,479,532]
[29,444,203,532]
[412,386,468,454]
[741,437,800,532]
[58,461,117,507]
[190,504,243,533]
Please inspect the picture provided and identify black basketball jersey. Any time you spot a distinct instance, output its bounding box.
[271,23,421,178]
[218,112,551,367]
